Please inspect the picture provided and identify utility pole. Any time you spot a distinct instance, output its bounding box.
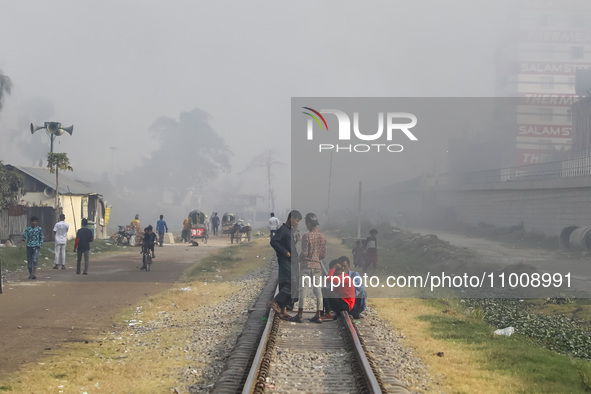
[109,146,117,178]
[325,150,333,226]
[357,181,362,239]
[267,150,274,213]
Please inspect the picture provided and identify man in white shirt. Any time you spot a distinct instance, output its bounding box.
[267,212,280,240]
[53,214,69,270]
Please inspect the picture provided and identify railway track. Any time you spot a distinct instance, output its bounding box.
[244,307,409,393]
[212,269,410,393]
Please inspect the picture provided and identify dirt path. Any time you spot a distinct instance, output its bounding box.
[411,228,591,295]
[0,238,228,381]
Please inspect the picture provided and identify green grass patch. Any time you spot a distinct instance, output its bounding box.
[186,243,249,277]
[420,312,591,392]
[526,298,591,327]
[183,235,270,282]
[463,299,591,360]
[424,297,591,360]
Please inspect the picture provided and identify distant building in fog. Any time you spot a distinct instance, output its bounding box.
[7,165,110,240]
[495,0,591,165]
[572,96,591,152]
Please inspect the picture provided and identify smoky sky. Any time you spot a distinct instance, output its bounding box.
[0,0,512,215]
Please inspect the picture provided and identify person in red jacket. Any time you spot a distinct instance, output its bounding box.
[325,260,355,318]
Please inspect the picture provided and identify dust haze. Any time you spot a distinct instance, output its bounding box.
[0,0,531,230]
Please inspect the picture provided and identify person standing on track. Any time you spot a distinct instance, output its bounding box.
[292,213,326,324]
[267,210,302,320]
[53,213,69,270]
[73,218,94,275]
[156,215,168,247]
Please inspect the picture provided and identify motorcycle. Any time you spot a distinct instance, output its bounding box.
[116,225,136,246]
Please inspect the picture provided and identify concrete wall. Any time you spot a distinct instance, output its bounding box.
[382,176,591,237]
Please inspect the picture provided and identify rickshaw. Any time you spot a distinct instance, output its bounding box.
[230,220,252,244]
[221,213,251,243]
[221,213,236,235]
[188,210,208,245]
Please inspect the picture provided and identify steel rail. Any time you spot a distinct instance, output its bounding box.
[242,296,277,393]
[242,304,388,393]
[340,310,383,393]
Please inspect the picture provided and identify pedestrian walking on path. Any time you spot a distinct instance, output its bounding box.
[22,216,43,279]
[74,218,94,275]
[156,215,168,247]
[53,214,69,270]
[268,212,280,240]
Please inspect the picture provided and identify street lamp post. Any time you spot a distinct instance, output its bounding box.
[30,121,74,220]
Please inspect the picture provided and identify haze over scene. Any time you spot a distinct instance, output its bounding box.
[0,0,510,224]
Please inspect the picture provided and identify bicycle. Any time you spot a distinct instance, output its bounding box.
[141,246,152,272]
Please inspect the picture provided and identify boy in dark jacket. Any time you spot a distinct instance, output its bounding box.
[140,225,157,270]
[267,210,302,320]
[74,218,94,275]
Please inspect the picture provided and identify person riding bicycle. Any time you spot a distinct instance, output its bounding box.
[140,225,157,270]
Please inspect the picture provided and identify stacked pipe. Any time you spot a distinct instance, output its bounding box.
[560,225,591,250]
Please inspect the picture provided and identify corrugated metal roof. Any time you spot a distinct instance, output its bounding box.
[15,166,97,195]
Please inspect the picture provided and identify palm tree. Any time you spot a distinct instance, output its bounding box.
[0,70,12,113]
[47,153,73,221]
